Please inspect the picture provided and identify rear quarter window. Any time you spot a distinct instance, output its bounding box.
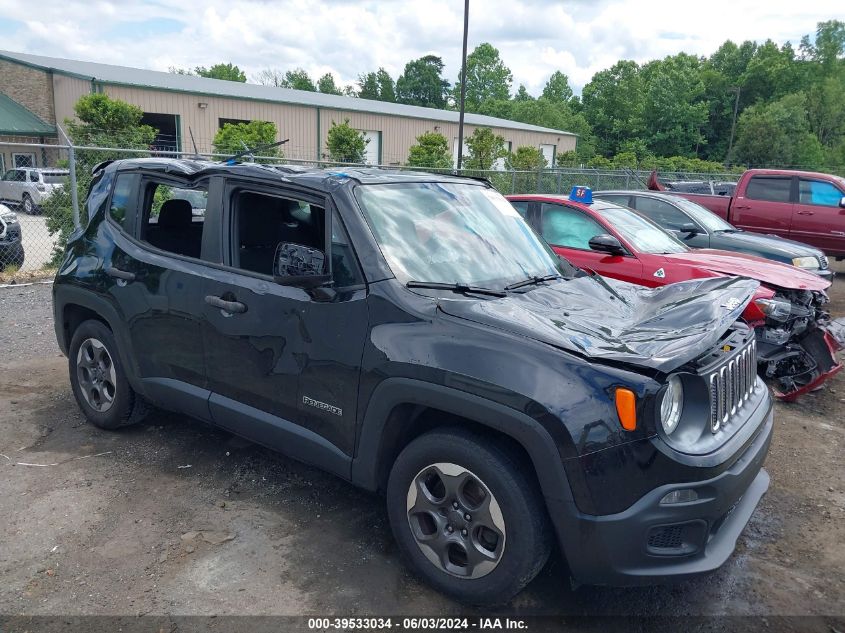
[745,177,791,203]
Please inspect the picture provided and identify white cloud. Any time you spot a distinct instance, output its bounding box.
[0,0,841,95]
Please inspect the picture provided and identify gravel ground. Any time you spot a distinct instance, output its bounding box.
[1,268,844,631]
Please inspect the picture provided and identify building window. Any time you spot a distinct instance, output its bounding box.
[0,154,5,174]
[13,153,36,168]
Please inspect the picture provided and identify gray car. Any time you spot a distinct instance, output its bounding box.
[0,167,68,214]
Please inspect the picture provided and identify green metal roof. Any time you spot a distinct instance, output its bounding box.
[0,93,55,136]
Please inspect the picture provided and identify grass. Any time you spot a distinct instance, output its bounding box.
[0,266,56,285]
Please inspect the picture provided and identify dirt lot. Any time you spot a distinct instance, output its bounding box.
[1,267,844,628]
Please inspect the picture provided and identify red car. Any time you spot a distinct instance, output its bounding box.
[506,189,843,400]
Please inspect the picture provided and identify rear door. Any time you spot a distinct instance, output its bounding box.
[201,181,369,460]
[537,202,644,283]
[792,177,845,254]
[630,195,711,248]
[0,170,24,202]
[731,175,793,236]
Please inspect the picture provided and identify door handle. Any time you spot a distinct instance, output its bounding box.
[733,205,751,210]
[105,266,136,282]
[205,295,247,314]
[796,210,814,215]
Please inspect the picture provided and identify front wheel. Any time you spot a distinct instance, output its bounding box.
[68,319,147,429]
[387,428,551,605]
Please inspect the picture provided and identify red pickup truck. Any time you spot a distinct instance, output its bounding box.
[648,169,845,258]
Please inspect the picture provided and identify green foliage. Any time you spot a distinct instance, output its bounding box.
[542,71,573,103]
[194,63,247,82]
[513,85,533,102]
[463,128,507,170]
[317,73,342,95]
[507,146,547,171]
[396,56,450,108]
[458,43,513,111]
[358,68,396,102]
[406,132,452,170]
[581,60,644,156]
[212,120,281,159]
[46,94,159,266]
[282,68,317,91]
[325,119,368,163]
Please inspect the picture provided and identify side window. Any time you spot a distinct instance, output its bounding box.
[330,208,364,287]
[632,196,690,229]
[509,200,530,218]
[109,174,135,230]
[1,170,14,181]
[799,180,843,207]
[745,177,791,203]
[540,203,606,250]
[598,194,631,208]
[28,171,40,183]
[136,180,208,259]
[233,190,325,276]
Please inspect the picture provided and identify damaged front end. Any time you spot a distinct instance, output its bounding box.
[753,288,844,401]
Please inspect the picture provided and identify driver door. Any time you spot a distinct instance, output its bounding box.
[202,182,369,462]
[538,202,644,284]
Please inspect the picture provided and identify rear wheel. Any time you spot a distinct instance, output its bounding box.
[387,427,551,605]
[68,319,147,429]
[21,193,34,214]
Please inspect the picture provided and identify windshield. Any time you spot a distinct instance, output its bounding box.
[355,182,560,287]
[673,197,735,232]
[597,206,689,254]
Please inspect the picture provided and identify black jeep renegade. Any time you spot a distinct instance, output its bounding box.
[53,158,773,604]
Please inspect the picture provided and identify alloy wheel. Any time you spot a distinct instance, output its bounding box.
[76,338,117,413]
[406,462,506,579]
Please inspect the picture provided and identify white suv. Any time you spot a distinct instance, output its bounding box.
[0,167,68,214]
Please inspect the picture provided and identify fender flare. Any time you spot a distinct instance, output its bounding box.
[54,285,144,394]
[351,377,575,507]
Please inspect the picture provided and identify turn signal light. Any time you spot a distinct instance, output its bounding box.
[615,388,637,431]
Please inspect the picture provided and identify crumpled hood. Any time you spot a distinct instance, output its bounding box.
[437,275,759,373]
[665,249,829,291]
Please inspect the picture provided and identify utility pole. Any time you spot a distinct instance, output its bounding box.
[456,0,469,171]
[726,85,741,166]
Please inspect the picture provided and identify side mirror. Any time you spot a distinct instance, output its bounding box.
[839,196,845,209]
[273,242,331,289]
[678,223,700,235]
[588,234,625,256]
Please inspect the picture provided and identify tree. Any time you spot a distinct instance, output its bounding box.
[541,71,573,103]
[463,128,507,170]
[282,69,317,91]
[640,53,708,157]
[733,93,824,168]
[581,60,644,156]
[457,43,513,111]
[254,68,286,87]
[45,94,158,265]
[212,120,282,159]
[507,146,547,171]
[194,63,247,82]
[317,73,343,95]
[325,119,368,163]
[407,132,452,169]
[513,85,533,102]
[396,55,450,108]
[358,68,396,102]
[801,20,845,75]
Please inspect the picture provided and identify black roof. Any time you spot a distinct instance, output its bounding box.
[106,157,487,192]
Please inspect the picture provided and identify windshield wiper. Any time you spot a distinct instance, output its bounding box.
[504,274,561,291]
[406,281,507,298]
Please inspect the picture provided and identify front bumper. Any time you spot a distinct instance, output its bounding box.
[555,390,773,586]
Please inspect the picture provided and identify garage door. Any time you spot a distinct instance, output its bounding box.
[360,131,381,165]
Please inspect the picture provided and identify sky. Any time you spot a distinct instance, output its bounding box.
[0,0,842,95]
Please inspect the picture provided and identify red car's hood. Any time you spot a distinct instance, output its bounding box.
[664,249,830,291]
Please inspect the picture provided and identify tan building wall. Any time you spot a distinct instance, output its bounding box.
[0,135,61,171]
[0,59,56,124]
[52,75,92,129]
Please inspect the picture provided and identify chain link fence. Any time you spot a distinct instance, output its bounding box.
[0,138,741,277]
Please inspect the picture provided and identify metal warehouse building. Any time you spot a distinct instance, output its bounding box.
[0,50,576,171]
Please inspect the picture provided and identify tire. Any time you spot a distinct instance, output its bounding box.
[68,319,147,429]
[0,245,23,271]
[387,427,551,605]
[21,193,34,215]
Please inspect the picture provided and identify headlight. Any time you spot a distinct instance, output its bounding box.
[754,297,792,322]
[1,212,16,223]
[660,375,683,435]
[792,256,819,269]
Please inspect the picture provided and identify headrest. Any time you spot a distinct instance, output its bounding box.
[158,198,193,228]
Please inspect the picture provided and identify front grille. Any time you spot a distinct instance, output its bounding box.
[818,254,829,269]
[647,525,684,550]
[708,340,757,433]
